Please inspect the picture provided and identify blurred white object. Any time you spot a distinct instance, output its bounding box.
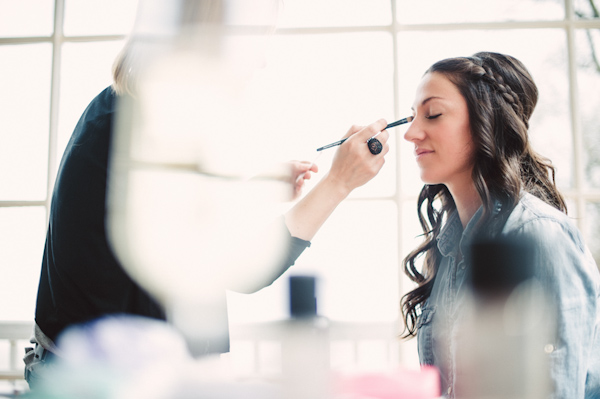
[33,316,189,398]
[455,237,556,399]
[107,0,289,356]
[39,316,283,399]
[57,315,190,370]
[456,282,555,399]
[281,276,331,399]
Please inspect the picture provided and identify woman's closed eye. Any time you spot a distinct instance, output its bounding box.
[425,113,442,120]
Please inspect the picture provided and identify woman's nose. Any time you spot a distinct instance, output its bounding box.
[404,119,424,142]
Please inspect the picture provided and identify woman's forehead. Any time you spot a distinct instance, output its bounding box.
[413,72,463,108]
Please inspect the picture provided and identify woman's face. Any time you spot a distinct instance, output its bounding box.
[404,72,475,191]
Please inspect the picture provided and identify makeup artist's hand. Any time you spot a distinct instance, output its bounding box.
[327,118,389,195]
[284,119,388,241]
[288,160,319,200]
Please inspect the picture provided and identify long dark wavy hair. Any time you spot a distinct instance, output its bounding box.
[400,52,567,337]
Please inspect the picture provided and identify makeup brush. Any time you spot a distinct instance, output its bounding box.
[316,116,413,151]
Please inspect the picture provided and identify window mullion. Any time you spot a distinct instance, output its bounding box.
[390,0,407,365]
[46,0,66,223]
[565,0,587,230]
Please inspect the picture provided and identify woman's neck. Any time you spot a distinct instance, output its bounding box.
[448,181,482,229]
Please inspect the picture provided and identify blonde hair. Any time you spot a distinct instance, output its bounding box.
[111,0,227,96]
[111,42,135,96]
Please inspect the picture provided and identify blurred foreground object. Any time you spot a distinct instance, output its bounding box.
[281,275,441,399]
[107,0,289,357]
[333,366,440,399]
[29,289,440,399]
[455,236,557,399]
[28,316,283,399]
[282,275,331,399]
[27,316,190,398]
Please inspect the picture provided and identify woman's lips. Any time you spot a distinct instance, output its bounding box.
[415,148,433,159]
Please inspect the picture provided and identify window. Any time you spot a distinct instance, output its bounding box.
[1,0,599,370]
[0,0,136,323]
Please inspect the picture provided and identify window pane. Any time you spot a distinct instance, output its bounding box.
[277,0,391,28]
[396,0,564,24]
[574,0,600,19]
[0,0,54,37]
[303,200,398,322]
[228,200,399,323]
[400,199,422,266]
[57,40,125,160]
[398,29,572,195]
[585,202,600,265]
[64,0,139,36]
[0,207,46,321]
[576,29,600,189]
[246,32,395,198]
[0,43,51,201]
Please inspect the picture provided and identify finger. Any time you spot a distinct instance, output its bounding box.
[295,169,313,184]
[372,129,390,144]
[296,161,318,174]
[341,124,364,139]
[297,170,312,180]
[293,160,312,170]
[381,142,390,156]
[354,119,388,142]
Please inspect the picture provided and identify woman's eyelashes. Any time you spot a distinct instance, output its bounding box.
[411,111,442,120]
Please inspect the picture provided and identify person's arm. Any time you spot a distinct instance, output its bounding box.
[236,119,389,294]
[285,118,389,241]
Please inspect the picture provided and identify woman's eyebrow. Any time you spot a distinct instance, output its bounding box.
[411,96,443,111]
[422,96,443,106]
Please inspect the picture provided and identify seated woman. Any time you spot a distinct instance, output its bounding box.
[400,51,599,398]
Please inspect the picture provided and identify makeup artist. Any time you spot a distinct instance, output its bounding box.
[400,51,599,398]
[23,2,391,391]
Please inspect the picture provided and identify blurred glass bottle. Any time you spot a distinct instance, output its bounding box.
[455,235,557,399]
[282,275,331,399]
[107,0,289,357]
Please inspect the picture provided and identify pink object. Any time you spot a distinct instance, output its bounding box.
[334,366,441,399]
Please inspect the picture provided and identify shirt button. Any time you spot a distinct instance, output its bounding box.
[447,386,453,395]
[544,344,555,353]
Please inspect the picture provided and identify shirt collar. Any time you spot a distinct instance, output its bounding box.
[437,211,463,257]
[436,198,503,258]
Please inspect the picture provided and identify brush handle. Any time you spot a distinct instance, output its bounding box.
[316,116,413,152]
[385,116,411,129]
[316,138,347,151]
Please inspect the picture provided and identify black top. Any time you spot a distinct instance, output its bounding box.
[34,87,310,351]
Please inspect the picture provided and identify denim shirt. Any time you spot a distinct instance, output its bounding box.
[417,192,600,398]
